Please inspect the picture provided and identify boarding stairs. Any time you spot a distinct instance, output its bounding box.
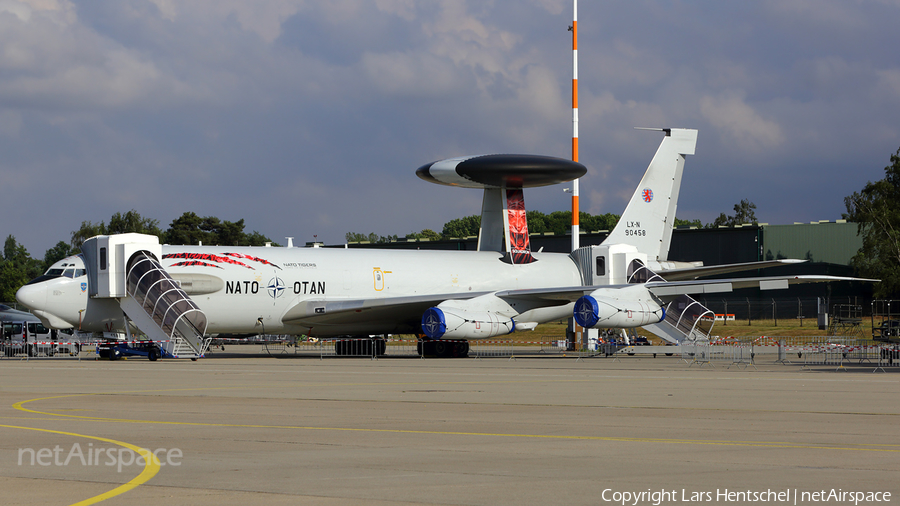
[120,251,210,359]
[644,294,715,344]
[619,259,715,344]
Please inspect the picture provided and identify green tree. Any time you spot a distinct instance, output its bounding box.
[70,220,106,250]
[43,241,75,270]
[163,212,275,246]
[673,217,703,228]
[844,146,900,297]
[243,231,275,247]
[525,211,550,234]
[709,199,757,228]
[71,209,162,248]
[107,210,162,236]
[345,232,381,243]
[441,215,481,238]
[164,212,207,245]
[406,229,441,241]
[0,235,42,302]
[582,212,620,232]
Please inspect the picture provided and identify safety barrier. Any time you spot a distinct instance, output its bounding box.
[0,339,98,360]
[469,340,516,359]
[688,336,900,372]
[679,339,713,367]
[6,334,896,371]
[727,342,756,370]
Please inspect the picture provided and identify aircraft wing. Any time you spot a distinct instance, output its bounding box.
[281,291,493,335]
[659,259,807,281]
[282,275,875,336]
[497,274,876,302]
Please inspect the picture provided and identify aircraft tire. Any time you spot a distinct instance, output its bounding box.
[417,339,467,358]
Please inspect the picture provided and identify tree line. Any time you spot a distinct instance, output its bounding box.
[346,204,758,244]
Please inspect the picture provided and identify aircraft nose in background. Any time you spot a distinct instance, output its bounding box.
[16,282,47,312]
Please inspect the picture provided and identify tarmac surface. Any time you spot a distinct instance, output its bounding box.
[0,350,897,505]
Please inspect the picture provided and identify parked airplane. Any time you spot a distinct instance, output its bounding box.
[15,129,869,358]
[0,303,40,324]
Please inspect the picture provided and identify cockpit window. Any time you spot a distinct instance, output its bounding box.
[25,256,85,285]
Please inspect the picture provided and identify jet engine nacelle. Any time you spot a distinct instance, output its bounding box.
[421,307,515,340]
[573,291,665,329]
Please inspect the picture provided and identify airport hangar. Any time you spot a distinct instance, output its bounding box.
[340,220,873,321]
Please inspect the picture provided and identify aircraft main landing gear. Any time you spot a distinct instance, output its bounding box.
[417,339,469,358]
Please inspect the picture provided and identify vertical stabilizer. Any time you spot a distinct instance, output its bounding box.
[478,188,505,253]
[602,128,697,261]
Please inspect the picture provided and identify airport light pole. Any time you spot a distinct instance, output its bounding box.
[568,0,582,352]
[570,0,580,253]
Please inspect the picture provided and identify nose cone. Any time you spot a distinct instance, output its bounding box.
[16,282,47,312]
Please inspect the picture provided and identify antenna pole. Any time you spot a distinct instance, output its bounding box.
[570,0,580,252]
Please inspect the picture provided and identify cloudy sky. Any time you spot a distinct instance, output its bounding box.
[2,0,899,257]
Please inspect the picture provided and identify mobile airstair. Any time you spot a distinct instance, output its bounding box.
[82,234,210,359]
[624,258,715,344]
[644,294,715,343]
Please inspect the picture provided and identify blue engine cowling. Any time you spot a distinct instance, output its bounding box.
[573,294,664,328]
[421,307,515,340]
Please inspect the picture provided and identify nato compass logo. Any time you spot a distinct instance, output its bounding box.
[267,276,286,301]
[421,307,446,339]
[642,188,653,203]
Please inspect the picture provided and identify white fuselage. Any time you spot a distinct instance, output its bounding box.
[19,246,583,336]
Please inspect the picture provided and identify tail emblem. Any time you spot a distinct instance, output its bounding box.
[642,188,653,202]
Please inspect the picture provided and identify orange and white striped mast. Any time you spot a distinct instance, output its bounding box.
[570,0,580,252]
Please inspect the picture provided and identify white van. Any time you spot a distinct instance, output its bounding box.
[2,321,75,356]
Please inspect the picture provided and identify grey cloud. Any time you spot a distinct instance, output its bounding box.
[1,0,899,257]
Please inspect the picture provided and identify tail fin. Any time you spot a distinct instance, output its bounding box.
[602,128,698,261]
